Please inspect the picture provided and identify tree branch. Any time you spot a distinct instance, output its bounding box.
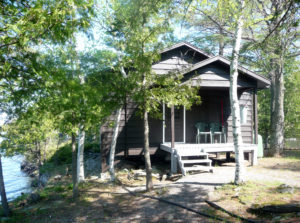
[260,0,294,44]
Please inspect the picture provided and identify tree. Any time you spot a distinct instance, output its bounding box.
[105,0,200,191]
[36,44,122,196]
[255,0,299,156]
[0,155,10,216]
[1,108,56,177]
[228,0,246,184]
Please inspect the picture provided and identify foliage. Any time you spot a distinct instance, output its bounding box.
[104,0,201,117]
[0,0,95,117]
[0,107,57,163]
[284,61,300,139]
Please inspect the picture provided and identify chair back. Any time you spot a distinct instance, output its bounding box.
[195,122,207,134]
[209,122,221,133]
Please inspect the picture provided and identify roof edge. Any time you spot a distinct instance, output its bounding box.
[181,56,271,87]
[160,42,212,58]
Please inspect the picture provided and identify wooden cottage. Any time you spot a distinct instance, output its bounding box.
[101,42,270,175]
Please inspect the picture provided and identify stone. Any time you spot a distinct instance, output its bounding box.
[89,175,99,180]
[167,214,174,221]
[53,175,62,180]
[161,174,167,181]
[277,184,294,194]
[99,172,109,180]
[31,178,39,188]
[39,174,49,187]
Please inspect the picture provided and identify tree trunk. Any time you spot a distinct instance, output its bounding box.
[269,59,285,156]
[143,110,153,191]
[109,108,122,181]
[72,133,78,198]
[219,27,224,56]
[77,126,85,182]
[0,155,10,216]
[99,125,103,176]
[229,0,245,185]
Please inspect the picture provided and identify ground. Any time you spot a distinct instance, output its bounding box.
[4,149,300,223]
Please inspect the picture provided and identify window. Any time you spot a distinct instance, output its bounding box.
[240,105,248,125]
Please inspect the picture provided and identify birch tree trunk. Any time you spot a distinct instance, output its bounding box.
[77,126,85,182]
[72,133,78,198]
[229,0,245,185]
[109,108,122,181]
[99,125,103,176]
[143,110,153,191]
[0,155,10,216]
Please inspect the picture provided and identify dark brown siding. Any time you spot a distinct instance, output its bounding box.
[226,89,253,144]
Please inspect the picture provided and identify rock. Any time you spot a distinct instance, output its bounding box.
[127,173,133,180]
[277,184,294,194]
[123,168,129,173]
[161,174,167,181]
[167,214,174,221]
[27,192,41,204]
[39,174,49,187]
[99,172,109,180]
[53,175,62,180]
[21,161,38,176]
[89,175,99,180]
[134,171,146,180]
[31,178,39,188]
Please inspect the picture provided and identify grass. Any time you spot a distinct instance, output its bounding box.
[213,180,300,221]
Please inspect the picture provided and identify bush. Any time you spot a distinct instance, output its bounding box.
[84,142,100,153]
[49,144,72,165]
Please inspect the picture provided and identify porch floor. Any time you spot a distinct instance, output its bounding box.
[160,142,258,175]
[160,142,258,155]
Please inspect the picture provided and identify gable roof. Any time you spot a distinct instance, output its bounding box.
[181,56,270,88]
[159,42,270,89]
[160,42,212,58]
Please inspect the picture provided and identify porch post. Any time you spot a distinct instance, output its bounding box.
[171,105,177,174]
[254,88,258,144]
[162,103,165,143]
[183,106,186,143]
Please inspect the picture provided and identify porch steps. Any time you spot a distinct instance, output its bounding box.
[175,150,213,176]
[181,159,212,164]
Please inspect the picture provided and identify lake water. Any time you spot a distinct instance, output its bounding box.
[1,156,31,201]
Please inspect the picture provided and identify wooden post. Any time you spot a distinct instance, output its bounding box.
[171,105,177,174]
[254,88,258,144]
[171,105,175,149]
[124,99,128,157]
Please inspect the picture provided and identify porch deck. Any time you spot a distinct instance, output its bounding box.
[160,143,258,175]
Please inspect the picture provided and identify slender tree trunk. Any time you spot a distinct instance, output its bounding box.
[109,108,122,181]
[77,126,85,182]
[72,133,78,198]
[229,0,245,185]
[269,59,285,156]
[0,155,10,216]
[143,110,153,191]
[99,125,103,176]
[219,27,225,56]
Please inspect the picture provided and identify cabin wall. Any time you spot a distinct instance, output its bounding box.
[101,89,254,161]
[226,89,253,144]
[101,100,162,160]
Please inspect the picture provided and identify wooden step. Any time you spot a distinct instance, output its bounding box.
[181,159,212,164]
[178,151,209,157]
[184,166,213,172]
